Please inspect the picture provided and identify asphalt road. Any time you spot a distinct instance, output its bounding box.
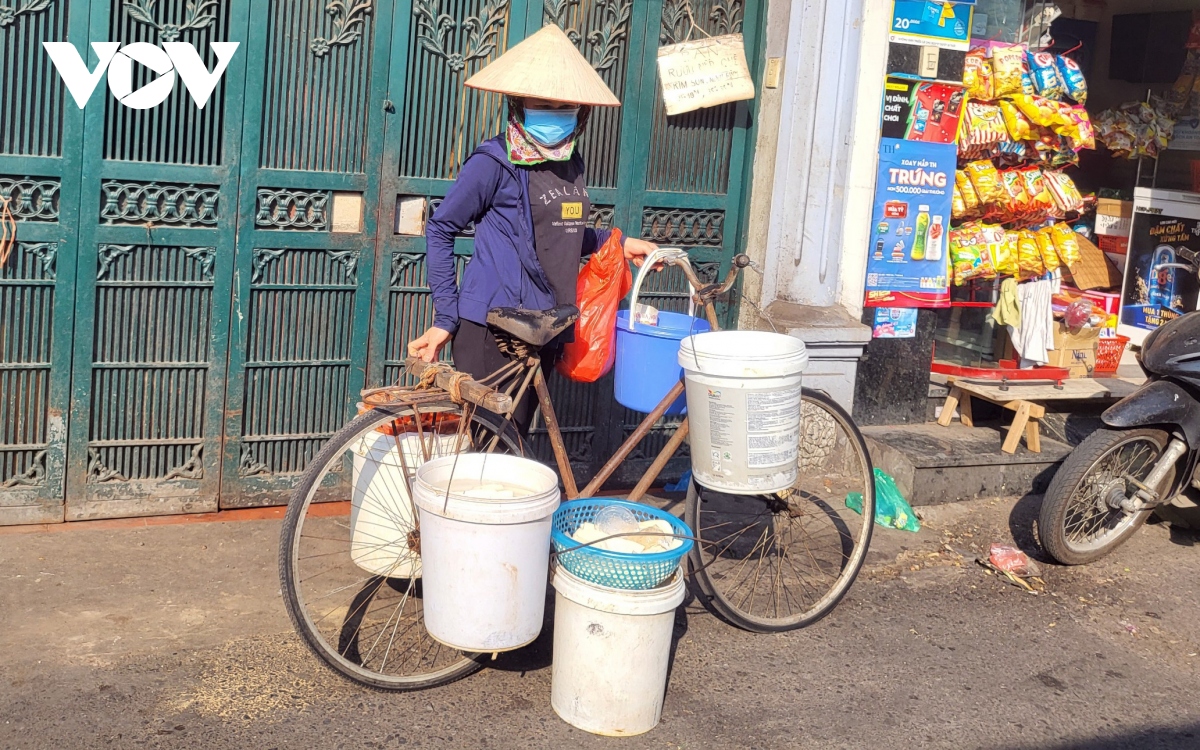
[2,495,1198,750]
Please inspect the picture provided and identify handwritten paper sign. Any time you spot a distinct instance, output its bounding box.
[657,34,755,116]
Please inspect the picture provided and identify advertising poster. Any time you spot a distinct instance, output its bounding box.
[889,1,975,51]
[1118,203,1200,343]
[864,137,955,308]
[881,75,965,145]
[872,308,920,338]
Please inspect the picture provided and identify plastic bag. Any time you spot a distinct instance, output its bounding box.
[557,229,630,383]
[846,468,920,532]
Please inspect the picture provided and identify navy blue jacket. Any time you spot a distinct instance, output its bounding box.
[425,135,616,333]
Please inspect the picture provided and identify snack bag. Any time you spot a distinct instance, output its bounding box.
[950,222,995,285]
[1021,68,1037,96]
[963,101,1008,147]
[991,45,1026,98]
[1036,225,1061,272]
[952,183,967,219]
[1056,55,1088,104]
[986,223,1018,276]
[1016,229,1045,278]
[1044,170,1084,215]
[1000,169,1033,221]
[1067,105,1095,150]
[956,169,981,214]
[1021,167,1055,219]
[1027,51,1065,99]
[963,50,994,101]
[978,224,1007,279]
[999,100,1034,141]
[1050,222,1082,267]
[964,160,1003,204]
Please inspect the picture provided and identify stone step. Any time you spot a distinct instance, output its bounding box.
[863,423,1071,506]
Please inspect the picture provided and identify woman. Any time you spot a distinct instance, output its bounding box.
[408,25,658,430]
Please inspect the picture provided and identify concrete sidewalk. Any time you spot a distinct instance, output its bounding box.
[2,496,1199,749]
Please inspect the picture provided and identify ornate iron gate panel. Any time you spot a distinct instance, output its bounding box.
[0,0,88,524]
[219,0,395,507]
[64,0,250,519]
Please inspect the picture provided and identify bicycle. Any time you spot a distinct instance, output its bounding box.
[279,252,876,690]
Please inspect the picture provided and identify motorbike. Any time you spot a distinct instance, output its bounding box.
[1039,297,1200,565]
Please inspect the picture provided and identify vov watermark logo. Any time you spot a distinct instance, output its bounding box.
[43,42,239,110]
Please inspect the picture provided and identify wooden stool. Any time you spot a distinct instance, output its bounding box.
[938,383,1044,453]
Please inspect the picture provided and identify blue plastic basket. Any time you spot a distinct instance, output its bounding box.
[551,499,693,591]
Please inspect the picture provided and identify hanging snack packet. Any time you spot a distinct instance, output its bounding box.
[1021,167,1055,220]
[963,101,1008,147]
[991,45,1027,98]
[1044,170,1084,215]
[1016,229,1045,278]
[1055,55,1088,104]
[979,224,1007,279]
[964,160,1003,204]
[1027,51,1065,99]
[1000,169,1034,221]
[1050,222,1082,267]
[1021,67,1037,96]
[963,49,994,101]
[988,223,1018,276]
[951,222,995,285]
[999,100,1034,141]
[952,183,967,219]
[956,169,981,214]
[1036,225,1061,272]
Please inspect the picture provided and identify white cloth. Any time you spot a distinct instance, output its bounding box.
[1008,279,1054,366]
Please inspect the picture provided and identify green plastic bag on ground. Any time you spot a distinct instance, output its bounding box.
[846,468,920,532]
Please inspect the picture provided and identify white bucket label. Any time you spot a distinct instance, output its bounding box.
[745,387,801,466]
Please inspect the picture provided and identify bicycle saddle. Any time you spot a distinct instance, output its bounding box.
[486,305,580,347]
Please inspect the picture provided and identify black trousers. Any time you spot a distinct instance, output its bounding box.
[452,319,547,437]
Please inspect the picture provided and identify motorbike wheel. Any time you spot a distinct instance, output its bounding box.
[1039,427,1173,565]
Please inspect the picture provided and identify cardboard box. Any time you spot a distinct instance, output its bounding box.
[1098,234,1128,256]
[1047,347,1096,378]
[1095,198,1133,237]
[1053,321,1100,350]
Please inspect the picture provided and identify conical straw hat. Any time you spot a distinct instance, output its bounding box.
[465,25,621,107]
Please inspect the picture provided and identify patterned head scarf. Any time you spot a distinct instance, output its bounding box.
[505,97,592,166]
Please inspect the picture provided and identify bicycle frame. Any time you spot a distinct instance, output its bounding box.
[400,254,750,501]
[544,254,747,501]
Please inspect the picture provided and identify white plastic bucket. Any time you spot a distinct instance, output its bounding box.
[550,564,686,736]
[679,331,808,494]
[413,453,560,652]
[350,431,465,577]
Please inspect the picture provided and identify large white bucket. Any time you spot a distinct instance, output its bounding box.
[679,331,808,494]
[550,564,686,736]
[350,431,465,577]
[413,453,560,652]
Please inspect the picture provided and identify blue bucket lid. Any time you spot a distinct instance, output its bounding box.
[616,309,711,340]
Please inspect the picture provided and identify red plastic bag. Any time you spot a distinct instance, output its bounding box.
[557,229,630,382]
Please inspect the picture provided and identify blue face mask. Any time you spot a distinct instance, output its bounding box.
[523,106,579,146]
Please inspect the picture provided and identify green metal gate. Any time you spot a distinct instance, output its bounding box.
[0,0,760,522]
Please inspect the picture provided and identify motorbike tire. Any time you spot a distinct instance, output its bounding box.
[1038,427,1171,566]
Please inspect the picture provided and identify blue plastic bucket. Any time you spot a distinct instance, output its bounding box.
[614,310,710,414]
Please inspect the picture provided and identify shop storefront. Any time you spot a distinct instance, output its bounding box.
[839,0,1200,428]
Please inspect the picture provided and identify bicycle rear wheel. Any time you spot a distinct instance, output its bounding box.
[279,404,522,690]
[686,388,875,633]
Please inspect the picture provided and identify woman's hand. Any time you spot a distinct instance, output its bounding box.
[622,238,661,270]
[408,327,452,363]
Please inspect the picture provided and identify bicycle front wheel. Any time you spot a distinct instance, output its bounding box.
[686,388,875,633]
[279,404,522,690]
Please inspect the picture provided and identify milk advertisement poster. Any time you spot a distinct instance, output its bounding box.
[864,138,954,308]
